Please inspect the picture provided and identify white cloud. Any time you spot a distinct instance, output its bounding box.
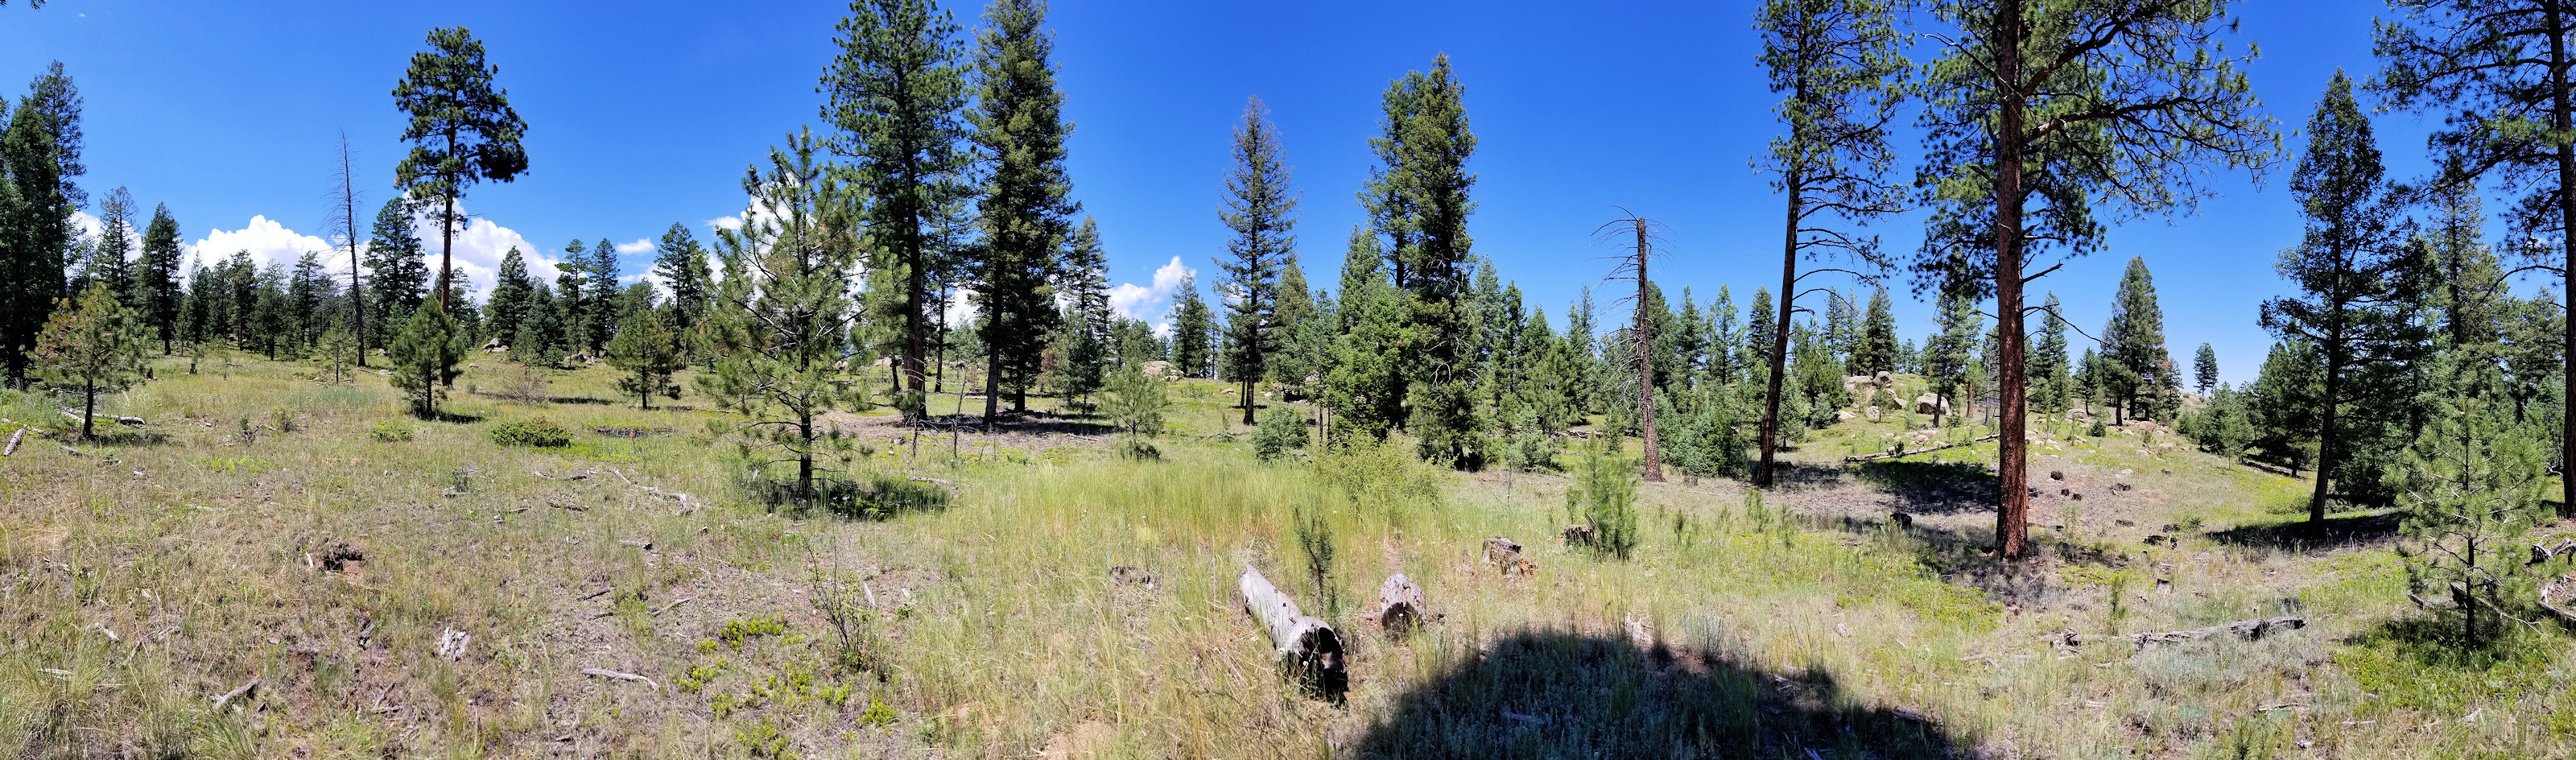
[708,215,744,231]
[188,216,335,275]
[1109,256,1195,323]
[615,238,654,254]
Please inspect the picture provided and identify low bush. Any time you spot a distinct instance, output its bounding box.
[369,421,415,442]
[490,417,573,448]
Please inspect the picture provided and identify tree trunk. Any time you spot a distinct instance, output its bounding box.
[798,411,815,502]
[1238,564,1346,700]
[1990,0,2032,560]
[81,381,97,439]
[1241,378,1256,426]
[984,338,1001,432]
[1637,222,1662,482]
[2310,352,2345,525]
[2554,4,2576,518]
[1757,171,1801,488]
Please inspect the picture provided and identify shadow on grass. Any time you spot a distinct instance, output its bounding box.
[1855,459,1999,516]
[749,473,955,521]
[2207,510,2401,554]
[544,395,619,406]
[1352,628,1974,758]
[427,410,486,423]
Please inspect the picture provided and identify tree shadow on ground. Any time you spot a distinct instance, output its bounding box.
[1350,628,1975,759]
[429,410,485,423]
[1854,459,1999,516]
[2207,511,2401,554]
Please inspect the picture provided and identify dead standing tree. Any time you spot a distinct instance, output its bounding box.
[1598,212,1667,482]
[1752,0,1908,487]
[328,131,368,367]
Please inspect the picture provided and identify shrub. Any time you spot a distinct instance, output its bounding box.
[369,421,415,443]
[490,418,574,448]
[1252,404,1310,462]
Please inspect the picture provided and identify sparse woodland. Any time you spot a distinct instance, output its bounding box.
[6,0,2576,758]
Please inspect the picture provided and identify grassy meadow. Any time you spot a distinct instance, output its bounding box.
[3,353,2574,759]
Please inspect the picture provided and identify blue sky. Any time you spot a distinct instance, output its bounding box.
[0,0,2524,386]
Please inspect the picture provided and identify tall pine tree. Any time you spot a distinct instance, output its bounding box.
[968,0,1075,423]
[363,199,428,349]
[1216,97,1296,425]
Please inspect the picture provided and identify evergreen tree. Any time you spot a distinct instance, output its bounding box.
[1,77,75,388]
[1565,287,1600,415]
[653,223,715,337]
[1925,288,1980,428]
[2103,258,2176,423]
[969,0,1075,423]
[584,238,620,352]
[83,186,133,306]
[554,238,592,355]
[1374,55,1484,468]
[32,282,144,438]
[484,246,535,353]
[605,307,685,409]
[392,27,529,312]
[510,280,563,367]
[1915,0,2276,559]
[2378,0,2576,519]
[824,0,974,419]
[291,250,332,350]
[1742,287,1777,373]
[1268,254,1317,390]
[363,199,429,349]
[1169,274,1213,378]
[1325,227,1406,440]
[1706,285,1739,387]
[2248,341,2324,476]
[2421,180,2509,352]
[2260,72,2420,524]
[2194,343,2220,395]
[136,203,183,354]
[387,301,469,419]
[2388,352,2549,649]
[1213,99,1296,424]
[1852,287,1898,377]
[697,133,872,503]
[1059,215,1112,338]
[1754,0,1907,485]
[2030,292,2072,414]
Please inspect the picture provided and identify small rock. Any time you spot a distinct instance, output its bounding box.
[2049,470,2064,481]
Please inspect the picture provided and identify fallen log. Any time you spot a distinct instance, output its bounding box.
[1239,564,1346,701]
[2533,539,2576,567]
[2540,575,2576,628]
[2058,617,2306,650]
[3,428,19,456]
[60,407,146,428]
[1845,434,2000,463]
[580,668,658,691]
[210,679,260,712]
[532,469,597,481]
[1373,574,1426,636]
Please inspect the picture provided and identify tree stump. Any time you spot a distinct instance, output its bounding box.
[1238,564,1346,701]
[1561,524,1594,548]
[1483,536,1532,576]
[1373,574,1426,636]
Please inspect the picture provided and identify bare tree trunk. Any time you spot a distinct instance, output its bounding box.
[1757,171,1801,488]
[2553,5,2576,519]
[1634,221,1662,482]
[2311,345,2346,525]
[984,334,1001,432]
[1990,0,2031,560]
[339,132,367,368]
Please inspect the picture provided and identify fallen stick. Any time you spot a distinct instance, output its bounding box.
[2058,617,2306,650]
[580,668,658,691]
[211,679,259,712]
[1845,434,2001,463]
[533,469,598,481]
[905,473,964,487]
[3,428,19,456]
[650,597,691,617]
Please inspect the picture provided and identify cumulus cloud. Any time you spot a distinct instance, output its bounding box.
[1108,257,1195,329]
[183,205,567,304]
[708,215,744,231]
[188,216,336,275]
[615,238,654,254]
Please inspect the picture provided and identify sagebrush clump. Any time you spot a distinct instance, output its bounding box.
[489,418,572,448]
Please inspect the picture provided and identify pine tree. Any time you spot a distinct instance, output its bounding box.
[1754,0,1907,485]
[485,246,535,353]
[84,186,133,306]
[1926,288,1981,428]
[1566,287,1600,415]
[824,0,973,419]
[2103,258,2176,423]
[363,199,428,349]
[969,0,1075,423]
[1170,275,1212,379]
[2260,72,2420,525]
[2194,343,2219,395]
[393,27,529,312]
[510,281,563,367]
[1268,254,1316,390]
[2030,292,2072,414]
[1915,0,2276,559]
[2248,341,2324,476]
[605,308,685,409]
[1326,227,1406,440]
[1216,97,1296,425]
[1742,287,1776,374]
[2389,352,2549,650]
[1059,216,1111,338]
[32,282,144,438]
[1706,286,1738,387]
[2378,0,2576,519]
[584,238,620,352]
[136,203,183,354]
[291,250,332,351]
[696,132,872,503]
[554,238,592,356]
[1852,287,1898,377]
[1,79,74,388]
[653,223,715,338]
[387,300,469,419]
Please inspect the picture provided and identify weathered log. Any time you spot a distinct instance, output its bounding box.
[60,407,144,427]
[2541,576,2576,628]
[1373,574,1426,636]
[1238,564,1346,700]
[2058,617,2306,650]
[2,428,19,456]
[2532,539,2576,567]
